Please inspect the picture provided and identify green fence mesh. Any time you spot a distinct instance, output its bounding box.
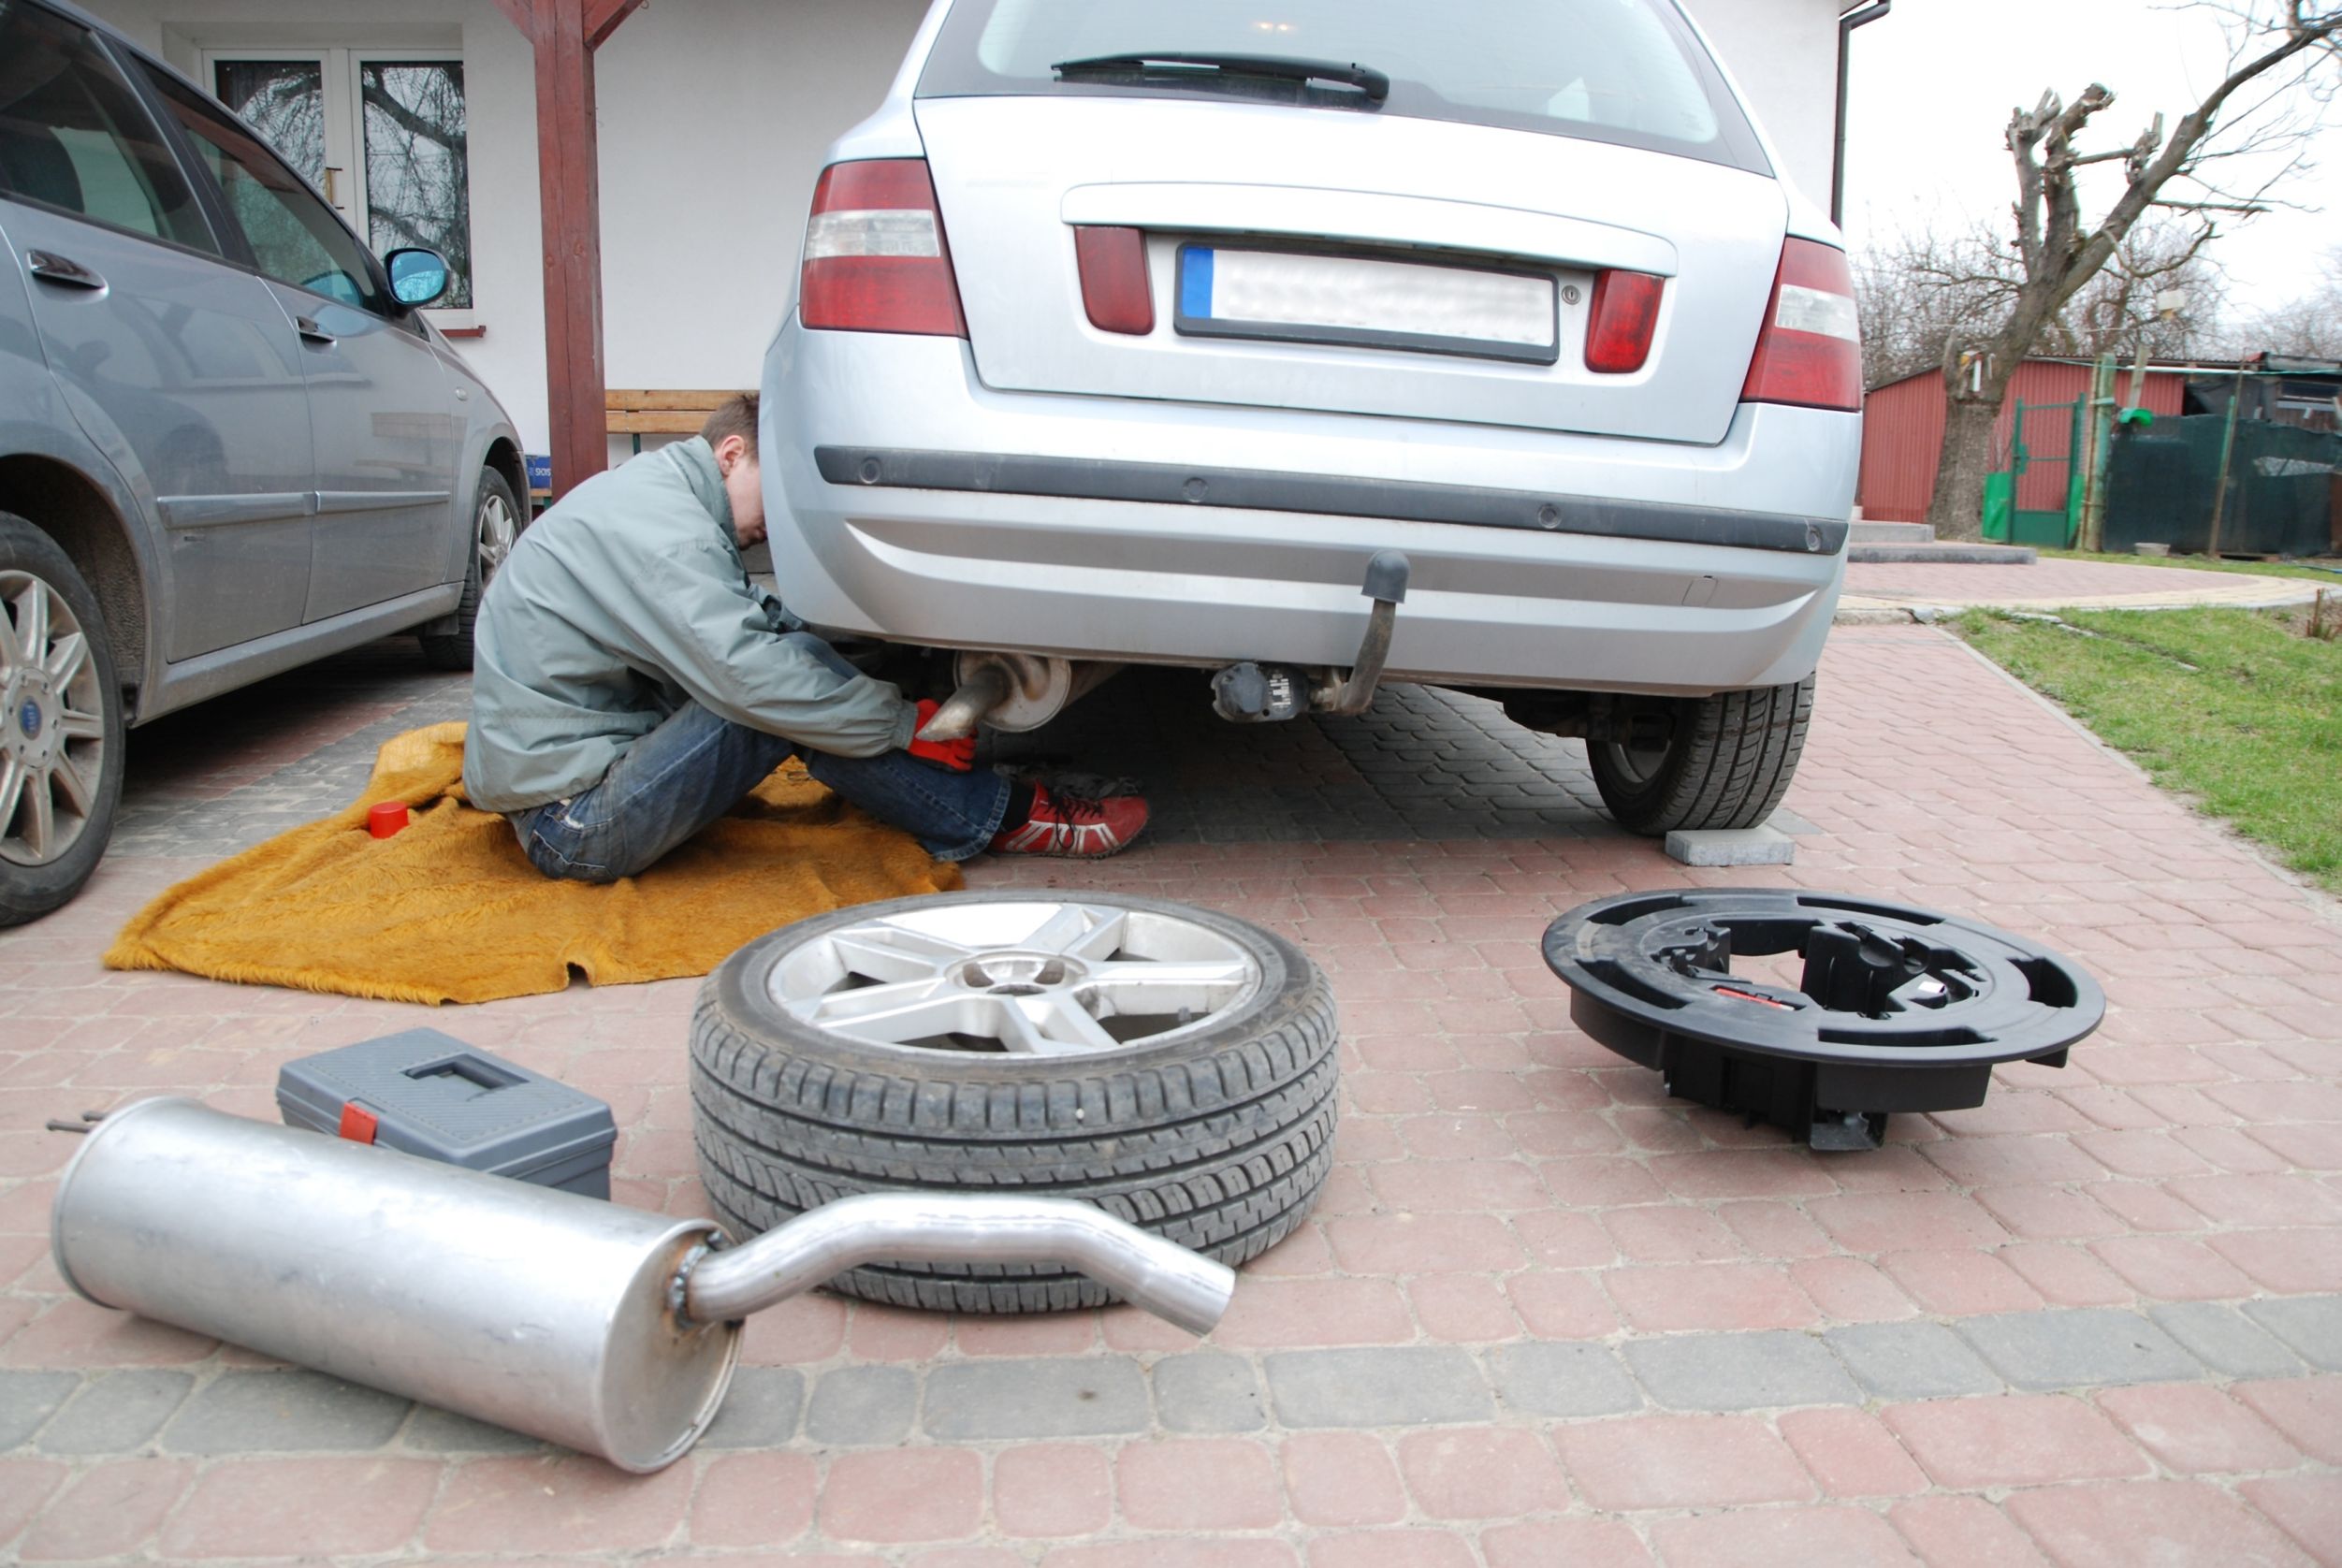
[2104,416,2340,557]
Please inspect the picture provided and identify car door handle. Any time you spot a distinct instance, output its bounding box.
[294,316,335,345]
[26,251,105,290]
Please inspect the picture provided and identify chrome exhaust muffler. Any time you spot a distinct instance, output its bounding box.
[51,1099,1235,1473]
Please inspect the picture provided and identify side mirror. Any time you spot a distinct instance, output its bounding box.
[385,248,451,309]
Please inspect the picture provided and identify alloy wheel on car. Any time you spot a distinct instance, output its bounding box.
[476,486,518,589]
[0,568,108,867]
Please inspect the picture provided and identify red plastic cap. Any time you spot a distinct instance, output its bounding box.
[367,802,409,838]
[800,159,967,337]
[1584,269,1665,374]
[1075,226,1154,336]
[1739,238,1862,412]
[337,1102,379,1143]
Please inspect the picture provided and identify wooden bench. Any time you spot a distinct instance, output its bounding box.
[605,389,747,454]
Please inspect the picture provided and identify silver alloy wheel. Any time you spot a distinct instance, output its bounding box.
[476,486,517,589]
[766,899,1264,1055]
[0,569,107,867]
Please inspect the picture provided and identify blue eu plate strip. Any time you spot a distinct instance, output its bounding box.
[1180,246,1215,319]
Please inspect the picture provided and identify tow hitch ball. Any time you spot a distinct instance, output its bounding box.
[1214,551,1411,724]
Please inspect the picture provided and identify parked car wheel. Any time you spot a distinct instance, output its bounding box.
[1588,675,1813,835]
[690,891,1339,1314]
[421,468,523,671]
[0,514,125,927]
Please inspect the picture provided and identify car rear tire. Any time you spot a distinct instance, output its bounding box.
[0,513,125,927]
[1587,675,1813,835]
[421,468,522,672]
[689,891,1339,1314]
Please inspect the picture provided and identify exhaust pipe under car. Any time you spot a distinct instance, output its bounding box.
[51,1098,1234,1472]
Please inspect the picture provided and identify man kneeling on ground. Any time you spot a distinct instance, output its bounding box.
[461,394,1145,880]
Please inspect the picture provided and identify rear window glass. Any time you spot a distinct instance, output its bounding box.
[918,0,1766,174]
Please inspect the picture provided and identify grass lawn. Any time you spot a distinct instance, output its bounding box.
[1956,604,2342,892]
[2036,547,2342,586]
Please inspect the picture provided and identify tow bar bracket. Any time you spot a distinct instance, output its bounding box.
[1322,550,1410,717]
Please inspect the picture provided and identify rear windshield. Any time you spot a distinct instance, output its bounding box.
[917,0,1767,175]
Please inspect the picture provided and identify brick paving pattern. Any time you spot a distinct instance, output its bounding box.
[2,622,2338,1563]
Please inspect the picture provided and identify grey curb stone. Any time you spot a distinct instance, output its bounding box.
[1957,1309,2201,1391]
[36,1371,196,1455]
[924,1358,1149,1441]
[2147,1302,2306,1380]
[162,1370,413,1454]
[2240,1298,2342,1372]
[807,1366,919,1447]
[1488,1343,1641,1418]
[1626,1332,1859,1412]
[1664,825,1796,866]
[699,1367,805,1448]
[0,1372,79,1449]
[1824,1322,2004,1401]
[1153,1352,1268,1433]
[397,1406,545,1454]
[1264,1348,1493,1429]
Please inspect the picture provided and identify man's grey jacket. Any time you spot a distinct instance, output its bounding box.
[461,438,915,814]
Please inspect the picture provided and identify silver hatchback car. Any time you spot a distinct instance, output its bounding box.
[763,0,1862,835]
[1,0,528,923]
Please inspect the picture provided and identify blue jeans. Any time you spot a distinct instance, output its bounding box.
[511,638,1009,883]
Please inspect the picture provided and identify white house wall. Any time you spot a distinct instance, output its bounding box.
[73,0,1845,457]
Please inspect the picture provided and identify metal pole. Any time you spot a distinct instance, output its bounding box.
[2078,356,2117,552]
[2207,363,2245,559]
[1831,3,1894,228]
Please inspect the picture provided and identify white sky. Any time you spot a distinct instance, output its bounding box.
[1840,0,2342,320]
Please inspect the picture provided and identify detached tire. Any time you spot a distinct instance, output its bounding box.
[420,467,522,671]
[0,514,125,927]
[1588,675,1814,835]
[691,891,1339,1314]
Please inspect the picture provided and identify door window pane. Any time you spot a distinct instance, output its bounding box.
[149,75,386,313]
[0,0,212,249]
[211,61,326,183]
[359,62,471,308]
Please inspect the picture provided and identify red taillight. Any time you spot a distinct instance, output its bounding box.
[1074,225,1154,336]
[1739,239,1861,411]
[1584,269,1665,374]
[799,159,966,337]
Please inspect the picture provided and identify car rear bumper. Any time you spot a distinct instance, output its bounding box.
[762,325,1857,696]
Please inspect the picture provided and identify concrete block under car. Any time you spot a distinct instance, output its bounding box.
[1664,825,1797,866]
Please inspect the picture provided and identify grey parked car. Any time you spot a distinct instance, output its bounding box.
[0,0,527,923]
[763,0,1861,835]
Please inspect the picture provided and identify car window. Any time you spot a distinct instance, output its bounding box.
[146,71,389,313]
[0,0,215,249]
[919,0,1764,174]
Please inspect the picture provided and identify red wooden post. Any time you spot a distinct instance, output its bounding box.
[492,0,647,499]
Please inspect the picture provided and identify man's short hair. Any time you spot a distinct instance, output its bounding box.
[701,393,759,458]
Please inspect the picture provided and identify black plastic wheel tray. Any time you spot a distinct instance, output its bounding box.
[1542,890,2105,1150]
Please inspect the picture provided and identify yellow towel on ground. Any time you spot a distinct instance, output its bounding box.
[105,721,962,1005]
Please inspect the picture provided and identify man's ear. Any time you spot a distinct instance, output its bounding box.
[713,432,749,471]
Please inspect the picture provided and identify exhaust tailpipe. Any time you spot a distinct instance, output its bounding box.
[51,1099,1235,1472]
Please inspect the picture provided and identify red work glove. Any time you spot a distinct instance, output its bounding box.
[909,700,977,771]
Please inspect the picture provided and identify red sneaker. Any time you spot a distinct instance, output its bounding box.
[991,786,1149,858]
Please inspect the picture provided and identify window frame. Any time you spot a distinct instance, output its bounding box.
[0,1,225,263]
[196,43,476,325]
[138,61,412,328]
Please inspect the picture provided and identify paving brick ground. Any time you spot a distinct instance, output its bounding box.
[3,619,2340,1564]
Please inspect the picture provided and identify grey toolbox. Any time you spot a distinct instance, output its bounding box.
[276,1029,618,1198]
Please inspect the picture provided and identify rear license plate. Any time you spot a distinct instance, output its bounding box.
[1174,244,1558,364]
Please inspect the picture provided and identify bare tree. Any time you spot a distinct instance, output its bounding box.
[2242,245,2342,356]
[1857,219,2226,390]
[1922,1,2342,541]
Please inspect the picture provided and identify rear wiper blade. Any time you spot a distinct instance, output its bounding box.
[1052,51,1389,104]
